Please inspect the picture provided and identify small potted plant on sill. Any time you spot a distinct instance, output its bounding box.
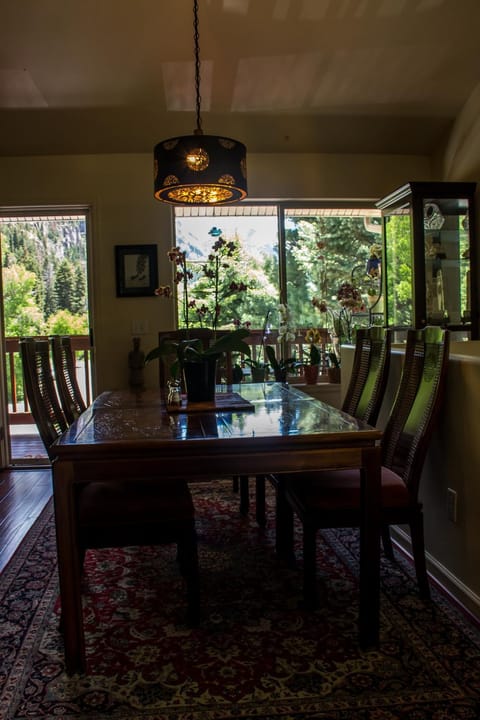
[327,350,341,384]
[265,304,299,383]
[302,328,322,385]
[241,311,270,382]
[265,345,298,383]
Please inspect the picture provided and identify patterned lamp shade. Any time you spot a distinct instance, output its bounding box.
[154,134,247,205]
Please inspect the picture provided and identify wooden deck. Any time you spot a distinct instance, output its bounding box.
[9,427,49,466]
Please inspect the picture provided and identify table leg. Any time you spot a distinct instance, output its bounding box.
[53,459,86,674]
[239,475,250,516]
[359,445,381,648]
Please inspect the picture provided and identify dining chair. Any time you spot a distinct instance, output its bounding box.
[277,326,449,608]
[50,335,87,424]
[20,337,200,626]
[341,326,392,425]
[246,326,392,528]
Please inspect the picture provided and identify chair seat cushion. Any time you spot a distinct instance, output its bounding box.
[78,479,195,525]
[284,466,410,513]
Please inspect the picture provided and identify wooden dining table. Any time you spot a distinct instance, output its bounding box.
[52,382,383,674]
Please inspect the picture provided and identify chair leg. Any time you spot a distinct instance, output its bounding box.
[381,524,395,560]
[239,476,250,516]
[410,513,430,601]
[177,528,201,626]
[303,522,318,610]
[255,475,266,527]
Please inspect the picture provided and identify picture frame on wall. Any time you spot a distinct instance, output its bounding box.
[115,244,158,297]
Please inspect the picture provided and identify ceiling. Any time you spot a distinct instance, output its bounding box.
[1,0,480,157]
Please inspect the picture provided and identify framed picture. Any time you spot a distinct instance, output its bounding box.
[115,244,158,297]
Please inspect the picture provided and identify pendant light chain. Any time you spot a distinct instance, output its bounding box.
[153,0,247,204]
[193,0,203,135]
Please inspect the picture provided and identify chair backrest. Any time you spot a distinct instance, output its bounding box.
[341,326,391,426]
[382,326,449,498]
[50,335,87,424]
[20,337,68,458]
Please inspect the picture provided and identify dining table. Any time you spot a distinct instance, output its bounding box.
[52,382,383,674]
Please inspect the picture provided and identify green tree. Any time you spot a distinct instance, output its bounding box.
[384,215,412,327]
[46,309,89,335]
[2,265,43,336]
[54,259,75,312]
[71,263,87,314]
[285,216,379,327]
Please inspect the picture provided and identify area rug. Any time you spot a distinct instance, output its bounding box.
[1,480,479,720]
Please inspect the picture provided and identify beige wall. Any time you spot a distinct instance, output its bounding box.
[0,151,431,391]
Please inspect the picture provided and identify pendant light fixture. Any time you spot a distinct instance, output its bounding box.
[154,0,247,205]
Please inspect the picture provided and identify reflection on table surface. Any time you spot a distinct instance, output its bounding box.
[56,383,375,446]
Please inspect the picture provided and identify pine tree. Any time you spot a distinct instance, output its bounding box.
[54,259,75,313]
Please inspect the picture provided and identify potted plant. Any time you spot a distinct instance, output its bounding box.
[242,311,270,382]
[145,228,251,402]
[312,281,364,367]
[302,328,321,384]
[146,328,252,402]
[264,304,299,382]
[264,345,298,382]
[327,350,341,384]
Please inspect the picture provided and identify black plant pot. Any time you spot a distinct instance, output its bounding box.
[273,368,287,383]
[183,356,218,403]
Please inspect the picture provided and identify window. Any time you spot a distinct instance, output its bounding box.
[174,203,383,334]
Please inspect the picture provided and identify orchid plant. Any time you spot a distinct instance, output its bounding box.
[154,227,248,333]
[145,227,251,370]
[303,328,321,366]
[265,304,298,380]
[312,281,364,365]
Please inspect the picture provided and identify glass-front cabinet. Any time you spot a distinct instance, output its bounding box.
[376,181,477,340]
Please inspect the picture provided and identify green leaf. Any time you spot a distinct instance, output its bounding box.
[310,343,321,365]
[205,328,252,358]
[265,345,279,370]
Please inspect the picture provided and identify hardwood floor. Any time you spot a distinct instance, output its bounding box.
[0,467,53,572]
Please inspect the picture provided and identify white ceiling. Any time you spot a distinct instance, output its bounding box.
[1,0,479,157]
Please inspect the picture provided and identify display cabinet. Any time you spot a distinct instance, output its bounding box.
[376,181,477,339]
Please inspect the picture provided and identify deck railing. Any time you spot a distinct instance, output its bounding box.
[5,335,93,426]
[217,327,332,382]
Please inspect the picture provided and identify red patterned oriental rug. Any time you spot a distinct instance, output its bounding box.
[1,480,480,720]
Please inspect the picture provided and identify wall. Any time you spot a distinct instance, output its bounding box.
[0,151,431,392]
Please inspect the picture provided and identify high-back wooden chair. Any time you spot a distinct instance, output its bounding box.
[50,335,87,425]
[341,326,391,425]
[247,327,392,527]
[20,337,69,456]
[280,326,449,607]
[20,337,200,626]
